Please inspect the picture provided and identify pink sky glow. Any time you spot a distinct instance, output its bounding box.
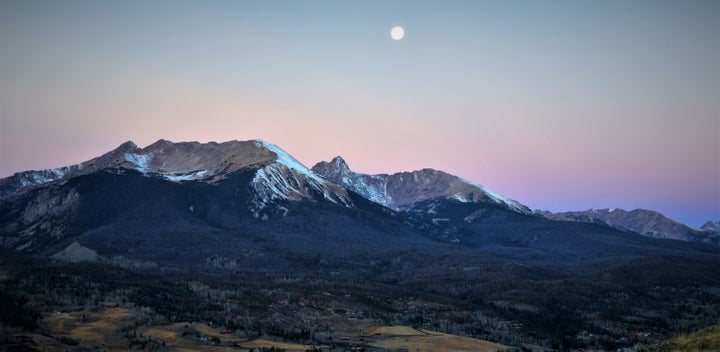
[1,0,718,227]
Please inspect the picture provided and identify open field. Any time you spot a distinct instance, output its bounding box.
[4,255,719,351]
[139,322,313,351]
[642,323,720,352]
[367,326,507,352]
[6,307,507,352]
[6,306,135,351]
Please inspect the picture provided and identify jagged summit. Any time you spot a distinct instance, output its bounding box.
[331,156,350,170]
[313,156,355,179]
[117,140,139,150]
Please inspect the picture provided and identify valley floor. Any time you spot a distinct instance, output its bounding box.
[4,305,507,352]
[2,254,720,352]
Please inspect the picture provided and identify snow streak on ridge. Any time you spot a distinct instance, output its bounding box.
[250,140,352,209]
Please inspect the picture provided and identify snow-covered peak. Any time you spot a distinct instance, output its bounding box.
[254,140,324,183]
[250,140,353,211]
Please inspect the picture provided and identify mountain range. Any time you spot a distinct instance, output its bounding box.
[312,156,719,245]
[2,139,716,250]
[1,139,719,351]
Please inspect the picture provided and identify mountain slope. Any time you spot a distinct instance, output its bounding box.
[0,164,439,269]
[542,208,720,244]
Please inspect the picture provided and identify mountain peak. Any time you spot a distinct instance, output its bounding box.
[312,156,530,214]
[311,156,354,182]
[246,140,353,211]
[145,139,175,150]
[331,156,349,170]
[116,140,139,152]
[254,140,315,175]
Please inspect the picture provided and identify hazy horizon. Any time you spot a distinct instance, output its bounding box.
[1,0,718,227]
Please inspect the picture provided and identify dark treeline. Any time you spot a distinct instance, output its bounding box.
[1,255,720,351]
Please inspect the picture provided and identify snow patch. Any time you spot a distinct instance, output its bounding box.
[18,167,71,188]
[357,179,390,206]
[30,173,53,185]
[124,153,152,173]
[163,170,208,182]
[51,168,65,179]
[256,140,324,184]
[451,193,470,203]
[250,140,352,209]
[460,178,528,213]
[328,171,391,208]
[252,165,300,201]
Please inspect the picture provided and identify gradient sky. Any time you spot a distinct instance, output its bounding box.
[1,0,718,227]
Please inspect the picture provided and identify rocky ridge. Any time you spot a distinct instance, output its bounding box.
[542,208,720,244]
[312,156,530,213]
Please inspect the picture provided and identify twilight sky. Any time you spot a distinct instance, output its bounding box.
[1,0,718,226]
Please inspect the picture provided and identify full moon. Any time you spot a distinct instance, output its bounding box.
[391,26,405,40]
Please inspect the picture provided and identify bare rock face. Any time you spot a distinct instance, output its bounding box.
[1,186,80,251]
[120,139,277,182]
[22,188,80,224]
[312,156,530,213]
